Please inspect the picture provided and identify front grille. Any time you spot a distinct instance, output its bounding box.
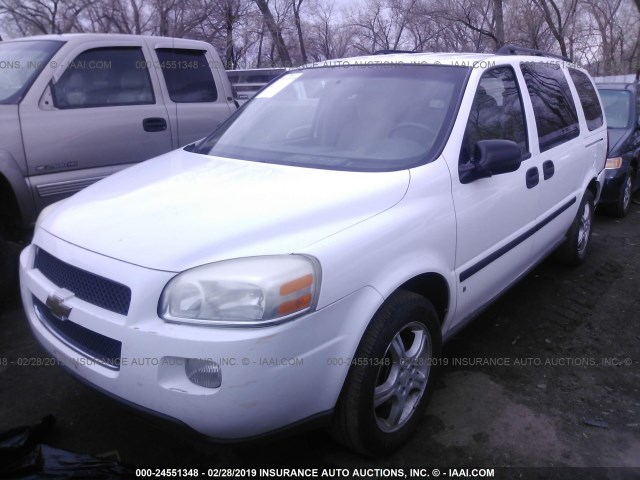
[34,248,131,315]
[33,296,122,370]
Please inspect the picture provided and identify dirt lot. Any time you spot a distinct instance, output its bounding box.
[1,199,639,479]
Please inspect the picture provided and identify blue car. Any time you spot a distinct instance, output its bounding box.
[597,82,640,217]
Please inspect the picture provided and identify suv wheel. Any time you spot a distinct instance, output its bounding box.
[0,234,16,306]
[613,170,634,218]
[331,290,441,456]
[555,190,594,266]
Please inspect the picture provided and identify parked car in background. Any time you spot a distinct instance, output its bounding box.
[596,82,640,217]
[226,68,286,105]
[21,47,606,455]
[0,33,236,301]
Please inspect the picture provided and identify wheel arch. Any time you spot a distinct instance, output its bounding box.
[0,173,24,239]
[587,177,599,202]
[396,272,450,326]
[0,151,34,239]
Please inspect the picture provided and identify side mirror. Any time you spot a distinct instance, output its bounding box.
[459,140,522,184]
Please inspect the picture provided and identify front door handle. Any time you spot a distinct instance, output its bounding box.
[526,167,539,189]
[143,117,167,132]
[543,160,555,180]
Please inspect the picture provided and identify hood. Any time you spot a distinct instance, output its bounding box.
[42,149,410,271]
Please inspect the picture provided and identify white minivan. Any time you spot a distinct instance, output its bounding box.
[20,47,607,455]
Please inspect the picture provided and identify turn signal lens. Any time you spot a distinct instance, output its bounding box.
[605,157,622,169]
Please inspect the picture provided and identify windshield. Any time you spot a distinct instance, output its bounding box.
[598,89,632,129]
[0,40,63,104]
[195,64,469,171]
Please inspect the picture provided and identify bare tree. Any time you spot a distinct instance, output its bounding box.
[433,0,506,52]
[254,0,292,66]
[531,0,578,58]
[0,0,92,35]
[292,0,308,63]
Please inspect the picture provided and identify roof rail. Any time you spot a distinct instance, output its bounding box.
[372,49,419,55]
[496,44,571,63]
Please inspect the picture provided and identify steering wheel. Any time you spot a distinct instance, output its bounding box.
[389,122,437,142]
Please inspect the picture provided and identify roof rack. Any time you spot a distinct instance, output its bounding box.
[372,49,419,55]
[496,44,571,63]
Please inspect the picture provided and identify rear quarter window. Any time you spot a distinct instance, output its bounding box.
[568,69,604,131]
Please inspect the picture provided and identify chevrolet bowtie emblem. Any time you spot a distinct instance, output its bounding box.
[45,288,75,321]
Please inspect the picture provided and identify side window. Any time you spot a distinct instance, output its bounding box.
[460,66,528,164]
[520,62,579,152]
[568,69,603,131]
[54,47,154,108]
[156,49,217,103]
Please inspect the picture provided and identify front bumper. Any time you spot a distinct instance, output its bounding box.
[599,164,631,205]
[19,230,382,439]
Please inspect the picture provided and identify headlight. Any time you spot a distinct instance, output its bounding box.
[605,157,622,169]
[159,255,321,327]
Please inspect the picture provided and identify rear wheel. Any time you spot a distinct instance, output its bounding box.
[331,290,442,456]
[554,190,594,266]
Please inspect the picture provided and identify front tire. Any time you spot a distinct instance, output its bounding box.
[555,190,594,266]
[331,290,442,456]
[611,170,633,218]
[0,234,19,306]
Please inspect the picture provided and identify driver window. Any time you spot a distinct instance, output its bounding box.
[460,67,528,164]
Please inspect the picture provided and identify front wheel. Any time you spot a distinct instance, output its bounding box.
[331,290,442,456]
[611,170,633,218]
[554,190,594,266]
[0,234,19,306]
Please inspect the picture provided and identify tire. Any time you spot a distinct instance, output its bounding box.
[554,190,594,266]
[331,290,442,456]
[611,170,634,218]
[0,228,21,307]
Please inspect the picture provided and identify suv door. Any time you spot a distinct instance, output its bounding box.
[151,45,235,146]
[448,65,539,327]
[19,40,173,211]
[520,63,605,258]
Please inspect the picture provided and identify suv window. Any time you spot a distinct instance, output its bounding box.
[156,49,217,103]
[0,40,63,104]
[568,69,603,131]
[520,62,579,152]
[460,66,528,164]
[54,47,154,109]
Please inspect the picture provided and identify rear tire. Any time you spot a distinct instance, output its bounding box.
[331,290,442,456]
[554,190,594,266]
